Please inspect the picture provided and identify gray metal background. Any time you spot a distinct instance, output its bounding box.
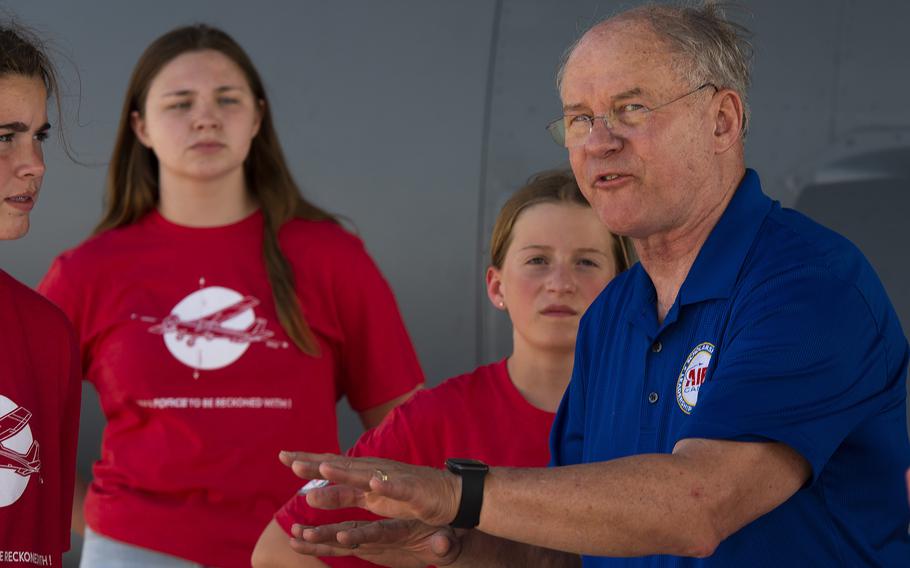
[0,1,907,564]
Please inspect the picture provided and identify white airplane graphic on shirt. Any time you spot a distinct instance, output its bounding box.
[138,296,277,347]
[0,406,40,477]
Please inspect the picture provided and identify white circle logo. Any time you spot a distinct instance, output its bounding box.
[133,281,289,378]
[0,396,40,507]
[675,342,715,414]
[162,286,255,371]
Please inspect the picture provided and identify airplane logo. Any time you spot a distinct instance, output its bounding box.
[0,407,40,477]
[134,295,287,350]
[131,281,289,378]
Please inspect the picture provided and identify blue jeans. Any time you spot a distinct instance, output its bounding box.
[80,528,206,568]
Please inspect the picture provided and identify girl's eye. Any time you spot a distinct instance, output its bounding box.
[218,97,239,105]
[578,258,600,268]
[168,101,192,110]
[527,256,548,265]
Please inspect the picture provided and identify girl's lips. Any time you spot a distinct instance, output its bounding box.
[541,306,579,317]
[4,195,35,212]
[190,142,226,153]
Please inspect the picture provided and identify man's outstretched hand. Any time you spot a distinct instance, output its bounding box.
[289,518,462,567]
[280,451,462,528]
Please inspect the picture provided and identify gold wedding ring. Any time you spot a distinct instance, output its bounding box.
[374,468,390,482]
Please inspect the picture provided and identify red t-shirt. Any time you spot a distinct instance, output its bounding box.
[38,211,423,568]
[275,359,555,568]
[0,270,80,567]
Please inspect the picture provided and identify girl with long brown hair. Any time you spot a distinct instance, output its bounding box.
[38,24,423,567]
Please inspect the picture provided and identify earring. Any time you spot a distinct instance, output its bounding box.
[499,301,505,308]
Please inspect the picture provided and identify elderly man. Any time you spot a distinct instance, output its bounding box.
[283,4,910,566]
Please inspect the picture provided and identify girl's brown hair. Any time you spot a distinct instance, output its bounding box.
[490,169,633,274]
[0,20,63,134]
[97,24,332,355]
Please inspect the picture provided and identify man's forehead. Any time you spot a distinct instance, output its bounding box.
[561,22,681,102]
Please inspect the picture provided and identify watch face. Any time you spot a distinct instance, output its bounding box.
[446,458,489,472]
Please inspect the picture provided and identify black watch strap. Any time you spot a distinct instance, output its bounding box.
[446,458,489,529]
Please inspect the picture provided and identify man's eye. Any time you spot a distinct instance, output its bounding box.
[0,134,13,143]
[618,103,645,114]
[35,131,50,143]
[567,115,593,127]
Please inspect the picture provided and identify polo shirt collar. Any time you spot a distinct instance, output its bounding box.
[677,168,772,306]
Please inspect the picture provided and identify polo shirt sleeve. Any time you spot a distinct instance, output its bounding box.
[679,266,896,482]
[550,311,592,468]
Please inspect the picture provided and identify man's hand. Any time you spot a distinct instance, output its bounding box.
[280,451,461,527]
[289,519,461,567]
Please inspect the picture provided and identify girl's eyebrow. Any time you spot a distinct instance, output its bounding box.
[0,121,50,132]
[162,85,244,97]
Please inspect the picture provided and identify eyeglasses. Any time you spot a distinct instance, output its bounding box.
[546,83,716,148]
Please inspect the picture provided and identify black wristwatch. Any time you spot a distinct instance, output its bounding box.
[445,458,489,529]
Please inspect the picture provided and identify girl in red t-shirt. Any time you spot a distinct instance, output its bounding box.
[0,22,81,566]
[38,25,423,568]
[251,169,632,567]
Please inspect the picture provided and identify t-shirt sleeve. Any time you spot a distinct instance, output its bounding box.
[332,237,424,412]
[679,267,900,481]
[274,402,424,568]
[38,255,90,376]
[550,310,591,468]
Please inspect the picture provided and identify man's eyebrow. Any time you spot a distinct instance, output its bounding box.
[0,122,28,132]
[613,87,643,100]
[562,87,645,112]
[37,122,51,132]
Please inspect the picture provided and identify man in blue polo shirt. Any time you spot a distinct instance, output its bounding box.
[282,3,910,566]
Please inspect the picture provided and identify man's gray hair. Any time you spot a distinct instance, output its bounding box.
[557,2,753,137]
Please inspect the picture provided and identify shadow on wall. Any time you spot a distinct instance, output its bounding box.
[794,145,910,436]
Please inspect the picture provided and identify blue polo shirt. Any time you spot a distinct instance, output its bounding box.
[551,169,910,566]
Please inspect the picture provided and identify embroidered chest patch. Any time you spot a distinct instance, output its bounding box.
[675,342,715,414]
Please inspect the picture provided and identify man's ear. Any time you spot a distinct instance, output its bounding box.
[486,266,507,311]
[712,88,744,154]
[131,110,152,148]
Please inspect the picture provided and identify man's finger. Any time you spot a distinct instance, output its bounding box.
[306,484,366,510]
[334,519,413,546]
[289,537,356,558]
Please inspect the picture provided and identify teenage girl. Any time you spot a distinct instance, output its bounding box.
[39,24,423,568]
[251,169,631,567]
[0,21,80,566]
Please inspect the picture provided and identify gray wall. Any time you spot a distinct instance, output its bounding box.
[1,1,908,565]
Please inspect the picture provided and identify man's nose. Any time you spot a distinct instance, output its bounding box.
[585,117,623,156]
